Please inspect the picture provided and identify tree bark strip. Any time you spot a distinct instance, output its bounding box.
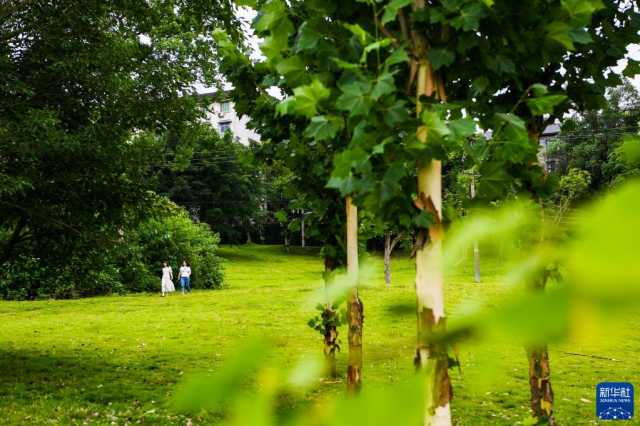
[527,345,556,425]
[345,196,363,392]
[413,54,452,425]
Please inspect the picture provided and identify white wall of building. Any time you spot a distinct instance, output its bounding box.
[201,94,260,145]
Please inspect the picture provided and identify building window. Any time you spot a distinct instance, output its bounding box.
[220,101,231,113]
[218,121,232,134]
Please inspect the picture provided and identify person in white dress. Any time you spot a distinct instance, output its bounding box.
[161,261,175,296]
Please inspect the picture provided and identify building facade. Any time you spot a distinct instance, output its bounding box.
[200,91,260,145]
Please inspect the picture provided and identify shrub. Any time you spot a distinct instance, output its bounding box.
[0,198,223,300]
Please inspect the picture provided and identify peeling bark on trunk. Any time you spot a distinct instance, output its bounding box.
[323,256,339,378]
[527,345,556,425]
[411,20,452,422]
[346,291,363,391]
[525,276,556,424]
[346,196,363,392]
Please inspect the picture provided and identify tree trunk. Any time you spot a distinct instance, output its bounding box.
[284,227,289,252]
[322,256,339,378]
[246,230,252,244]
[384,231,402,287]
[413,45,452,424]
[527,345,556,425]
[472,242,481,284]
[301,213,305,248]
[384,231,392,287]
[525,126,555,425]
[346,196,363,392]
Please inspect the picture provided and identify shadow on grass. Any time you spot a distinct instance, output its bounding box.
[0,349,180,404]
[385,301,415,318]
[217,248,261,262]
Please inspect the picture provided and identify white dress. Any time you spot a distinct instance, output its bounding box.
[161,266,175,293]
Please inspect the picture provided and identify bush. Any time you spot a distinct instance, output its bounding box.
[0,198,224,300]
[120,204,224,292]
[0,253,124,300]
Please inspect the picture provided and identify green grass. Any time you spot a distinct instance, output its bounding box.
[0,245,638,425]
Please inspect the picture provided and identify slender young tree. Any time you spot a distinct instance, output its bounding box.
[383,230,404,287]
[345,196,363,391]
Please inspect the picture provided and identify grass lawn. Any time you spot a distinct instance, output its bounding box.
[0,245,637,425]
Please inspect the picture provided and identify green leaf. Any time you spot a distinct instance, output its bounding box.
[495,113,526,130]
[381,0,412,25]
[343,23,372,46]
[276,56,304,75]
[332,58,360,70]
[526,95,567,116]
[336,81,372,117]
[255,0,286,32]
[422,110,450,137]
[495,55,516,74]
[561,0,605,24]
[372,141,386,155]
[427,48,455,71]
[569,28,593,44]
[471,76,489,96]
[296,21,321,52]
[380,161,406,202]
[547,21,574,50]
[384,100,411,126]
[304,115,344,141]
[328,147,370,195]
[567,181,640,297]
[371,72,396,100]
[173,338,270,412]
[530,83,548,97]
[290,79,331,118]
[454,3,487,31]
[276,56,307,85]
[617,135,640,166]
[448,118,476,139]
[275,97,296,116]
[384,48,410,67]
[361,38,393,62]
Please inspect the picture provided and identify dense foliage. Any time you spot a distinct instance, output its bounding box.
[0,0,238,297]
[157,125,264,244]
[0,197,223,300]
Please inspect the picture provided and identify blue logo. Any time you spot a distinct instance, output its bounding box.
[597,382,634,420]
